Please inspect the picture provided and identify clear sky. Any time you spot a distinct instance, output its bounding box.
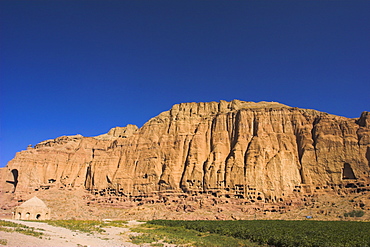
[1,1,369,168]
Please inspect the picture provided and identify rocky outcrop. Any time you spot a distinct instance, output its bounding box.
[1,100,369,207]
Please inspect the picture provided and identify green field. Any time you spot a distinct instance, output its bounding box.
[144,220,370,247]
[2,219,370,246]
[131,222,261,247]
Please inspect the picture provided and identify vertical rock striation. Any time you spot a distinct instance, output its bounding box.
[1,100,369,204]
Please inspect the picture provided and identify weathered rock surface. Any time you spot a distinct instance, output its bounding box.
[1,100,369,219]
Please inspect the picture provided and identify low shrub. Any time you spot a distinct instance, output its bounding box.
[43,220,128,234]
[344,210,365,217]
[0,220,43,237]
[0,239,8,245]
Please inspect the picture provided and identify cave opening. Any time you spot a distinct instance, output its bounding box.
[342,163,356,179]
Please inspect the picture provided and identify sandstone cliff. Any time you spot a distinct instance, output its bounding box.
[1,100,369,209]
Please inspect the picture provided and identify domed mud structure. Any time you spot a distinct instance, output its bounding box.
[14,196,51,220]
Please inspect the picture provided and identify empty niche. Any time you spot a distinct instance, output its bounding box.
[5,169,19,192]
[342,163,356,179]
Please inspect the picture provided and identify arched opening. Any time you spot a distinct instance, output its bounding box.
[17,212,21,220]
[36,214,41,220]
[25,212,30,219]
[11,168,18,178]
[342,163,356,179]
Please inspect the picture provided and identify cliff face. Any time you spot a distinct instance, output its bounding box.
[1,100,370,204]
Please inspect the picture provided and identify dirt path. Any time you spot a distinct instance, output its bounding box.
[0,219,145,247]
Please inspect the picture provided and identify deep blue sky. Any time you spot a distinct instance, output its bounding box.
[1,1,369,167]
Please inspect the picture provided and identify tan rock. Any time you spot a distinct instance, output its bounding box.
[1,100,369,219]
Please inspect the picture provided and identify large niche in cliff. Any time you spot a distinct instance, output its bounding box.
[5,169,18,192]
[342,163,356,180]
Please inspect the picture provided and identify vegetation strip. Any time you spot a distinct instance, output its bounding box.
[43,220,127,234]
[0,220,43,237]
[148,220,370,247]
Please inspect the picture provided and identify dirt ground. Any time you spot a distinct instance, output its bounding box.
[0,219,146,247]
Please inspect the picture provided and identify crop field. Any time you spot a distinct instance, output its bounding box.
[130,222,261,247]
[146,220,370,247]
